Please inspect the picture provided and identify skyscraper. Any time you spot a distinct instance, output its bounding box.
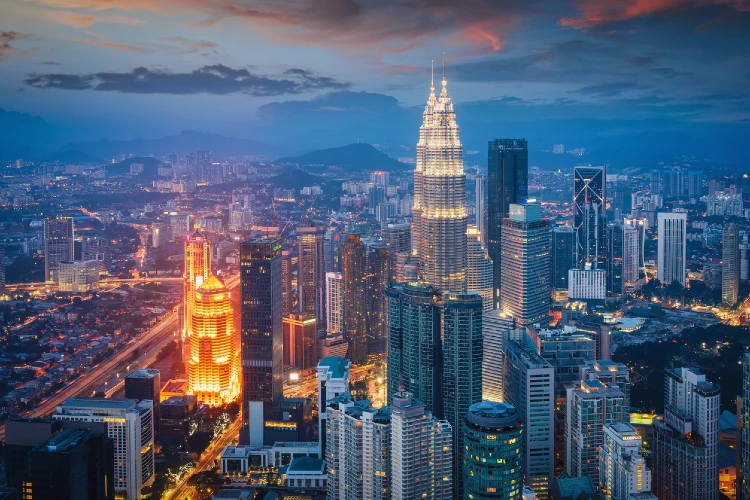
[657,212,687,286]
[580,360,630,407]
[551,226,577,301]
[184,230,211,368]
[297,224,326,330]
[317,356,350,455]
[741,352,750,499]
[44,216,74,282]
[281,249,294,316]
[442,291,483,496]
[325,272,343,335]
[622,219,642,291]
[282,314,317,371]
[723,223,740,305]
[475,175,488,249]
[599,423,656,500]
[386,282,443,415]
[240,238,283,419]
[652,368,720,500]
[366,243,394,355]
[381,222,412,254]
[503,338,555,499]
[607,222,623,298]
[390,393,453,500]
[188,275,239,406]
[463,402,524,500]
[466,225,494,311]
[488,138,529,308]
[125,369,161,436]
[574,166,607,270]
[481,311,516,402]
[500,202,551,325]
[412,65,468,293]
[341,234,368,363]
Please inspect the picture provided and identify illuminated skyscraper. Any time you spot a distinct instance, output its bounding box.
[325,272,343,335]
[574,166,607,270]
[622,218,643,291]
[297,224,326,329]
[367,243,394,355]
[412,63,468,293]
[44,216,74,282]
[475,175,487,249]
[488,139,528,308]
[722,223,740,305]
[657,212,687,286]
[282,314,317,371]
[188,274,239,406]
[466,225,494,311]
[240,238,283,419]
[183,230,211,368]
[281,249,294,316]
[341,234,368,364]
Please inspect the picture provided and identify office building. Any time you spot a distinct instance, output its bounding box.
[574,166,607,270]
[382,222,411,254]
[3,418,64,495]
[623,217,646,270]
[367,243,394,354]
[58,259,100,292]
[317,357,350,454]
[652,368,720,500]
[741,352,750,500]
[568,265,607,301]
[442,292,483,495]
[81,236,110,275]
[565,380,628,481]
[723,223,740,305]
[283,314,317,371]
[281,249,294,316]
[599,423,654,500]
[503,339,555,499]
[613,184,632,218]
[325,393,391,500]
[476,175,488,249]
[412,69,468,293]
[481,311,516,402]
[187,275,239,406]
[325,272,343,335]
[580,360,630,407]
[607,222,623,298]
[240,238,283,419]
[500,202,551,325]
[552,226,577,301]
[390,393,453,500]
[125,369,161,436]
[341,234,368,363]
[657,212,687,286]
[44,216,74,282]
[488,138,528,308]
[622,219,642,290]
[466,225,494,311]
[386,282,443,415]
[53,398,154,500]
[297,224,326,330]
[184,230,211,368]
[463,402,524,500]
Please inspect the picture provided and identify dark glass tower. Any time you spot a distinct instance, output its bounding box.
[240,238,283,420]
[607,222,624,298]
[574,166,607,270]
[124,369,161,436]
[551,226,577,300]
[341,234,368,364]
[488,139,528,308]
[366,243,394,355]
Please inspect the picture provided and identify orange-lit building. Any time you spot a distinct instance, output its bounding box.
[183,230,211,368]
[187,274,239,406]
[283,314,317,370]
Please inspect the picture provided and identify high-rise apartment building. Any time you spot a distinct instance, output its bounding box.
[500,202,551,325]
[381,222,412,254]
[282,314,317,371]
[44,216,74,282]
[657,212,687,286]
[481,311,516,402]
[341,234,368,363]
[475,175,488,249]
[367,243,394,354]
[466,225,494,311]
[184,230,211,367]
[488,138,528,308]
[390,393,453,500]
[240,238,283,419]
[324,227,343,274]
[503,339,555,499]
[325,272,343,334]
[386,282,443,415]
[652,368,720,500]
[463,402,524,500]
[281,249,294,316]
[723,223,740,305]
[568,264,607,300]
[442,292,483,495]
[565,380,628,482]
[622,218,642,291]
[551,226,577,301]
[580,360,630,407]
[412,68,468,293]
[599,423,655,500]
[53,398,154,500]
[317,356,350,455]
[574,166,607,270]
[326,393,391,500]
[297,224,326,330]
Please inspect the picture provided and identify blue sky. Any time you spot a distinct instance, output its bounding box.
[2,0,750,143]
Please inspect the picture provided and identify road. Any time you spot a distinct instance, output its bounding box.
[166,417,242,500]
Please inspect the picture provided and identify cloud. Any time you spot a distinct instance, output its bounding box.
[24,64,350,96]
[42,10,146,27]
[68,37,151,53]
[0,31,34,61]
[159,36,218,54]
[571,82,644,97]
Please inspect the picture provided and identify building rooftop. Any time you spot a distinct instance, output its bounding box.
[60,397,138,410]
[162,395,196,407]
[317,356,349,379]
[126,368,159,379]
[555,471,595,499]
[198,274,226,291]
[285,456,326,474]
[465,401,521,429]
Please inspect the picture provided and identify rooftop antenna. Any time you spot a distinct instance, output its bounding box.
[442,52,446,80]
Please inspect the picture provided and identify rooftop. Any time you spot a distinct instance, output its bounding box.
[60,397,138,410]
[317,356,349,379]
[285,456,326,474]
[126,368,159,379]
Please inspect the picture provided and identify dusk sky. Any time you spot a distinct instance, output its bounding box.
[2,0,750,146]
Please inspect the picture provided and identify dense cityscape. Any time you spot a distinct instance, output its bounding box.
[2,1,750,500]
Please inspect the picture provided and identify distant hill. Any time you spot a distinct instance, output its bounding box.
[58,130,283,160]
[44,150,104,165]
[275,143,411,172]
[106,157,162,177]
[268,168,323,191]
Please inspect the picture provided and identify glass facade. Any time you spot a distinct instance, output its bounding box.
[574,166,607,271]
[341,234,368,364]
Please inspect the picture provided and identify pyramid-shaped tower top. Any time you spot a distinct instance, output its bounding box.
[197,273,226,291]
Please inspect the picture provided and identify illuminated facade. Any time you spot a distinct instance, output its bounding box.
[599,423,654,500]
[183,230,211,368]
[44,216,74,282]
[574,166,607,270]
[283,314,317,371]
[412,63,468,292]
[341,234,368,364]
[297,224,326,329]
[187,274,239,406]
[722,223,739,305]
[466,225,493,311]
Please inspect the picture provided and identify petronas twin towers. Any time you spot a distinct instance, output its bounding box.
[412,63,468,292]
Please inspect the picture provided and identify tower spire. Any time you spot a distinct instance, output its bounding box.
[441,52,448,97]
